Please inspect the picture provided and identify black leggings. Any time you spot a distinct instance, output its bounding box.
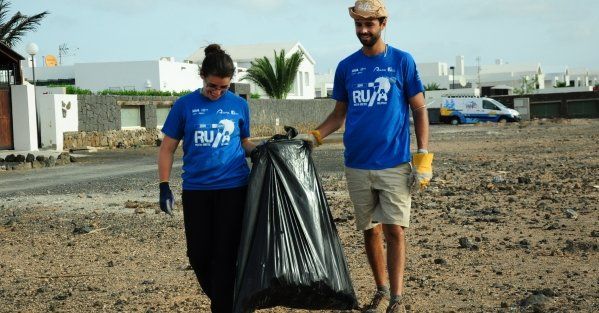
[182,186,247,313]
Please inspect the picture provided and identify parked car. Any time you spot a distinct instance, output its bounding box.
[439,97,520,125]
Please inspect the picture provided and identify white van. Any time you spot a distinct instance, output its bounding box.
[438,97,520,125]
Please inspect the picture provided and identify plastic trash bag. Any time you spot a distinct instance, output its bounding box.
[233,127,358,313]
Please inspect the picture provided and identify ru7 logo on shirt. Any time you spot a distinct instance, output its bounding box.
[351,77,392,107]
[194,119,235,148]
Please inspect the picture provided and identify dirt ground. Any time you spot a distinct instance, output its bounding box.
[1,119,598,312]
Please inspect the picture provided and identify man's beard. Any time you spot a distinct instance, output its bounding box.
[357,31,381,47]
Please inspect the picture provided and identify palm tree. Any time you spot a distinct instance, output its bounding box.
[424,82,442,91]
[0,0,49,47]
[242,49,303,99]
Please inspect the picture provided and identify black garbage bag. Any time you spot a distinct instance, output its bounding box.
[233,128,358,313]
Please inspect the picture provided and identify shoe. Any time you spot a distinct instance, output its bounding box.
[386,299,407,313]
[363,290,389,313]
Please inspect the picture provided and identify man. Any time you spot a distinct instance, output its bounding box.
[298,1,433,312]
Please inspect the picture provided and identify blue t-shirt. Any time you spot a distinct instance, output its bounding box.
[332,46,424,170]
[162,89,250,190]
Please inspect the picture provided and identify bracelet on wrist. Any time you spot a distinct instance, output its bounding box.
[309,130,323,145]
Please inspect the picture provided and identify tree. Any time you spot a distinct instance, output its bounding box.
[242,49,303,99]
[514,76,537,95]
[555,81,567,88]
[0,0,49,47]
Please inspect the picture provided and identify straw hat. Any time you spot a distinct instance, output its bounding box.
[348,0,388,19]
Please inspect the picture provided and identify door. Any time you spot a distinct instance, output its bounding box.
[0,88,12,149]
[482,99,501,122]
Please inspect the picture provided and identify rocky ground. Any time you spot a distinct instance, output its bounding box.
[0,119,597,312]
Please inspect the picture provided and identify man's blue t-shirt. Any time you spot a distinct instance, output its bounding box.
[162,89,250,190]
[332,46,424,170]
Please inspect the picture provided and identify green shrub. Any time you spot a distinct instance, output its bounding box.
[65,85,93,95]
[172,90,193,96]
[44,84,193,96]
[250,92,261,99]
[97,89,192,96]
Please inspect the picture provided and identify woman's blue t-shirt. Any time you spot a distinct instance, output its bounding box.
[332,46,424,170]
[161,89,250,190]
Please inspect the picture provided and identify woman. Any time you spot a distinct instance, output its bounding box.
[157,44,256,312]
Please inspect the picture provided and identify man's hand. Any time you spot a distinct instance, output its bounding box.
[412,151,434,192]
[159,182,174,216]
[296,130,323,147]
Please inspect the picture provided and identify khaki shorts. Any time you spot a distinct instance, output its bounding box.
[344,163,412,230]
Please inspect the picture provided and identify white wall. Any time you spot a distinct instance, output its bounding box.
[315,72,334,98]
[420,75,450,89]
[535,86,593,94]
[38,94,78,151]
[21,62,75,82]
[418,62,448,77]
[157,60,202,92]
[21,59,205,93]
[456,56,465,75]
[74,61,160,92]
[10,85,38,151]
[287,58,315,99]
[425,88,480,108]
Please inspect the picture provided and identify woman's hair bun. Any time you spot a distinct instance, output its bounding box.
[204,44,223,56]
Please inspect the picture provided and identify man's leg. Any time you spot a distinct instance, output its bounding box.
[345,167,390,311]
[382,224,406,296]
[373,163,411,312]
[364,224,388,288]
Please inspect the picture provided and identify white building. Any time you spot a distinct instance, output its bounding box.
[315,70,334,98]
[22,57,202,93]
[418,56,598,95]
[188,42,316,99]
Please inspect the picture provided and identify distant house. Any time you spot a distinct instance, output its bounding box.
[21,57,202,93]
[187,42,316,99]
[314,70,334,98]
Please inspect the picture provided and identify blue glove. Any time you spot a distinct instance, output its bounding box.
[159,182,174,216]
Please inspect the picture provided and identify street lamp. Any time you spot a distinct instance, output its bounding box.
[26,43,39,84]
[449,66,455,89]
[26,42,41,148]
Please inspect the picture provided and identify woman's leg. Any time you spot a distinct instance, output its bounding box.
[209,186,248,313]
[182,190,215,299]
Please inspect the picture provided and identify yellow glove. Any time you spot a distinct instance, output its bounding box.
[412,151,434,192]
[296,130,323,147]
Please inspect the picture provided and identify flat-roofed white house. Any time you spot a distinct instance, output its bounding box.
[466,61,543,85]
[22,57,202,93]
[187,42,316,99]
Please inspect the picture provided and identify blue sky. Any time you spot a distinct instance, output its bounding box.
[13,0,599,74]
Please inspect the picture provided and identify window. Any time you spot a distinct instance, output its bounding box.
[298,72,304,96]
[156,106,171,127]
[121,106,142,128]
[483,100,499,110]
[304,72,310,86]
